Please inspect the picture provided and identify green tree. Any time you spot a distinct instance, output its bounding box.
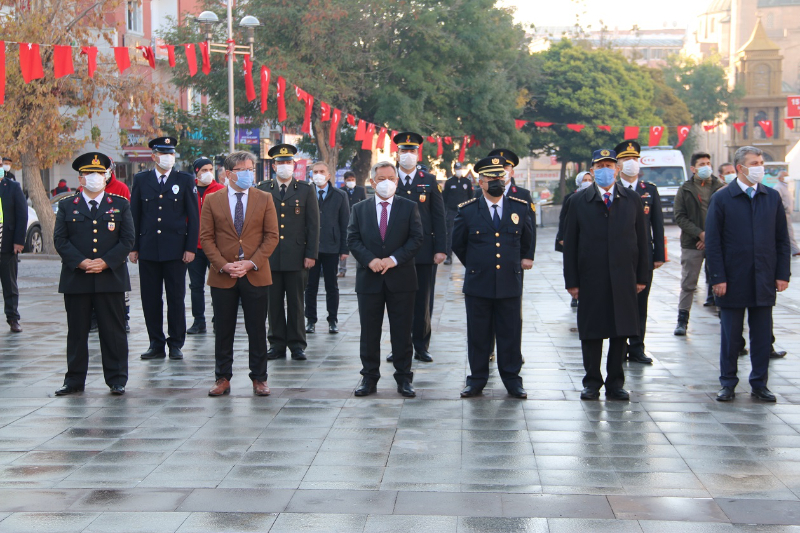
[159,102,230,163]
[663,54,743,125]
[647,68,693,146]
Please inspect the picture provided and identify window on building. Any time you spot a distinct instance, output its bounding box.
[127,0,142,34]
[651,48,662,60]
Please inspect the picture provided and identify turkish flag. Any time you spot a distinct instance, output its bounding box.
[0,42,5,105]
[320,101,330,122]
[377,127,387,150]
[467,135,478,148]
[390,130,398,153]
[436,137,443,157]
[444,137,452,145]
[597,125,611,132]
[676,125,691,147]
[419,140,424,161]
[137,45,156,69]
[355,120,367,141]
[758,120,773,138]
[183,44,198,76]
[159,45,176,67]
[362,123,376,150]
[458,135,468,163]
[566,124,584,132]
[703,124,718,132]
[347,114,356,126]
[649,126,664,146]
[243,54,256,102]
[19,43,44,83]
[784,118,795,130]
[296,87,313,134]
[53,45,74,79]
[114,47,130,74]
[534,121,552,128]
[260,66,270,113]
[732,122,745,133]
[199,42,211,75]
[427,136,436,143]
[623,126,639,140]
[276,76,287,122]
[329,108,342,147]
[80,46,98,78]
[514,119,527,130]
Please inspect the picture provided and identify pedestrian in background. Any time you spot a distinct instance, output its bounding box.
[0,161,26,333]
[339,171,367,277]
[774,171,800,256]
[442,162,473,265]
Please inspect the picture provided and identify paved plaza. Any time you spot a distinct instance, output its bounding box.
[3,224,800,531]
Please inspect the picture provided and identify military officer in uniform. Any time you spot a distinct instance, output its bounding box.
[614,140,665,364]
[256,144,320,360]
[129,137,200,361]
[452,156,534,399]
[54,153,135,395]
[442,162,473,265]
[388,131,446,363]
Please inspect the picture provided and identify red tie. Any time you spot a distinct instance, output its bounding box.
[379,201,389,241]
[603,192,611,208]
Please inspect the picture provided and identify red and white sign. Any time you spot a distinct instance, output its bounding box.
[294,159,308,181]
[788,95,800,118]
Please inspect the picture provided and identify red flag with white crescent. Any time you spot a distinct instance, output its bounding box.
[676,125,691,147]
[758,120,773,138]
[320,101,331,122]
[260,66,270,113]
[648,126,664,146]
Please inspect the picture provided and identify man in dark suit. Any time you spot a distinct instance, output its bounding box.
[200,151,279,397]
[339,171,367,278]
[0,164,27,332]
[2,157,16,182]
[53,153,134,395]
[614,140,665,364]
[389,131,446,363]
[563,148,651,401]
[347,161,423,397]
[305,161,350,334]
[707,146,791,403]
[256,144,319,360]
[442,162,473,265]
[129,137,200,361]
[452,156,534,399]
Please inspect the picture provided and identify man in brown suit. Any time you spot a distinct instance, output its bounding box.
[199,151,279,396]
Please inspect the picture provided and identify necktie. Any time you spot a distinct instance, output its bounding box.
[280,183,286,200]
[604,192,612,208]
[405,176,412,188]
[89,200,98,218]
[492,204,500,229]
[629,184,634,190]
[160,175,167,190]
[746,186,754,199]
[379,201,389,241]
[234,193,244,259]
[318,190,324,207]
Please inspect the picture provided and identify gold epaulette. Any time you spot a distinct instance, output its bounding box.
[107,193,127,199]
[508,196,527,204]
[458,198,478,208]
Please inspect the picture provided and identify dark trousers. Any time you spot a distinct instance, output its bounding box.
[581,337,626,391]
[211,276,268,382]
[445,208,458,256]
[628,280,651,354]
[412,263,434,353]
[357,288,415,384]
[0,252,19,321]
[268,269,307,352]
[720,306,772,389]
[138,259,187,350]
[304,252,340,324]
[187,248,210,323]
[464,294,523,389]
[63,292,128,388]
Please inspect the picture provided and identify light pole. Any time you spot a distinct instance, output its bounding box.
[198,7,260,153]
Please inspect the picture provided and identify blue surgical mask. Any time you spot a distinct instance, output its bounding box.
[696,166,712,180]
[235,170,254,189]
[593,167,615,188]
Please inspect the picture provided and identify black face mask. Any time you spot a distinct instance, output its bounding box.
[486,179,504,198]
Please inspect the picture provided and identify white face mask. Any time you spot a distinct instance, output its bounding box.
[2,164,10,172]
[455,169,465,178]
[621,159,640,177]
[696,165,713,180]
[375,179,397,199]
[157,154,175,170]
[345,181,356,189]
[312,173,328,187]
[503,170,511,184]
[724,173,737,183]
[275,164,294,180]
[745,165,765,183]
[398,152,418,170]
[578,180,592,190]
[197,171,214,186]
[83,173,106,193]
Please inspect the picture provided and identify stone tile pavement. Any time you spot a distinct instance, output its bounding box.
[2,225,800,531]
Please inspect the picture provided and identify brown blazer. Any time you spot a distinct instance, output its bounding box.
[200,187,279,288]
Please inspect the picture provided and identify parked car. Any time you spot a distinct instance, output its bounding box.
[24,207,42,254]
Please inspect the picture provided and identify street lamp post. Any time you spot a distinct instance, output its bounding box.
[198,6,260,153]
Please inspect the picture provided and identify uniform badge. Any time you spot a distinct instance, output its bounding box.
[511,213,520,225]
[463,183,468,189]
[644,206,650,215]
[642,193,650,198]
[73,210,78,214]
[512,186,517,193]
[295,207,301,214]
[108,222,116,231]
[419,194,426,203]
[172,185,180,194]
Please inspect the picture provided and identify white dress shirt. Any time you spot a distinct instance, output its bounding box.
[228,185,249,222]
[399,169,417,187]
[82,191,105,212]
[375,194,398,265]
[620,178,638,191]
[737,178,756,198]
[484,195,504,221]
[597,183,616,202]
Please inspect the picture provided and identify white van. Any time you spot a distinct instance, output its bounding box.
[638,147,688,223]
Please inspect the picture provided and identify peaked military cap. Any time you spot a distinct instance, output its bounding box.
[148,136,178,153]
[474,156,508,177]
[72,152,112,173]
[487,148,519,167]
[592,148,617,164]
[453,162,463,170]
[614,140,641,159]
[393,131,424,149]
[268,144,298,161]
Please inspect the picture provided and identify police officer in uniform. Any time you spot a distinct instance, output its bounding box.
[388,132,446,363]
[442,162,473,265]
[129,137,200,360]
[452,156,534,398]
[54,153,135,395]
[256,144,320,360]
[614,140,665,364]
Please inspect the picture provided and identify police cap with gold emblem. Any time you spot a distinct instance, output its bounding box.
[148,136,178,153]
[392,132,424,149]
[613,140,640,159]
[591,148,617,164]
[268,143,298,162]
[487,148,519,168]
[474,156,508,178]
[72,152,112,173]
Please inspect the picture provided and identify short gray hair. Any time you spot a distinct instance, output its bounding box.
[311,161,330,172]
[370,161,398,179]
[734,146,762,169]
[224,151,257,170]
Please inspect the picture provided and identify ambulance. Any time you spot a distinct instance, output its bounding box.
[638,147,688,223]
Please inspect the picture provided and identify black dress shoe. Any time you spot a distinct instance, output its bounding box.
[414,351,433,362]
[716,386,736,402]
[570,298,578,308]
[397,382,416,397]
[771,349,787,359]
[328,322,339,334]
[187,322,207,334]
[141,347,166,360]
[444,256,452,265]
[109,385,125,395]
[605,388,630,401]
[751,387,776,402]
[354,378,377,396]
[460,385,483,398]
[580,387,600,400]
[291,349,307,361]
[386,352,394,362]
[55,384,84,396]
[305,320,316,334]
[267,347,286,360]
[739,347,749,357]
[168,347,184,360]
[507,386,527,399]
[125,321,130,333]
[703,297,716,307]
[627,351,653,364]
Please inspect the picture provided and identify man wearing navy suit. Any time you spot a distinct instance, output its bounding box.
[347,161,423,398]
[338,171,367,278]
[129,137,200,360]
[706,146,791,403]
[0,164,27,333]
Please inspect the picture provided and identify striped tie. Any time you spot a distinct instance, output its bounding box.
[603,192,611,208]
